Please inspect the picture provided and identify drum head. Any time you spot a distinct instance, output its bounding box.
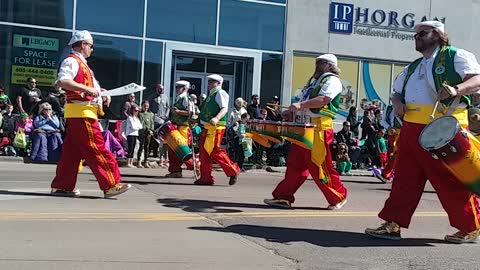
[419,116,460,150]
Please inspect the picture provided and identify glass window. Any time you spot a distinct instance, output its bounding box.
[260,0,286,3]
[260,53,283,104]
[0,26,71,101]
[147,0,216,44]
[207,59,234,75]
[0,0,74,29]
[358,61,392,111]
[219,0,285,51]
[76,0,144,36]
[175,56,205,72]
[89,35,142,118]
[142,41,163,104]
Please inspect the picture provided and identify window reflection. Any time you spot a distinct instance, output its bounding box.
[0,0,74,28]
[76,0,144,36]
[89,35,142,118]
[147,0,216,44]
[260,53,283,104]
[219,0,285,51]
[176,56,205,72]
[143,41,163,104]
[207,59,234,75]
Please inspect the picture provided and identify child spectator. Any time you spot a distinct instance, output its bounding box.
[15,112,33,157]
[376,129,388,169]
[236,113,252,171]
[0,104,16,143]
[336,142,352,176]
[137,100,154,168]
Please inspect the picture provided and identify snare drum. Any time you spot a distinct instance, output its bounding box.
[419,116,480,195]
[281,122,315,150]
[258,120,282,144]
[158,121,192,162]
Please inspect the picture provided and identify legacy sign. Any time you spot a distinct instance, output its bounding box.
[328,2,446,41]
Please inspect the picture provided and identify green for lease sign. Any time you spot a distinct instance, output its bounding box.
[13,34,59,51]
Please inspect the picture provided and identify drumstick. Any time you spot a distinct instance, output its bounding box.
[429,98,439,120]
[266,103,290,109]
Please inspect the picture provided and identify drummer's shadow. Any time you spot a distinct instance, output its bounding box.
[157,198,329,213]
[86,173,217,187]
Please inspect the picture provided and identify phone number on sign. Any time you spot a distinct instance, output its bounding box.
[13,66,55,75]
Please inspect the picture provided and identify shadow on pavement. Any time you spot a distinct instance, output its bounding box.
[342,179,388,185]
[370,188,437,194]
[157,198,329,213]
[190,224,445,247]
[0,190,102,199]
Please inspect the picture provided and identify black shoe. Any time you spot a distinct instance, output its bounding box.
[194,180,214,186]
[229,174,238,186]
[51,188,80,197]
[365,222,401,240]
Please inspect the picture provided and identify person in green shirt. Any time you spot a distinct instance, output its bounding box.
[137,100,154,168]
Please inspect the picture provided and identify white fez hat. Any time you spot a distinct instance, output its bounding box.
[68,30,93,45]
[414,20,445,34]
[207,74,224,84]
[175,80,191,89]
[316,54,338,66]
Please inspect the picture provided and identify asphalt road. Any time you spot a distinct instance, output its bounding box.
[0,162,479,270]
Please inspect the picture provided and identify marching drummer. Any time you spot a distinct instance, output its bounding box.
[195,74,240,186]
[366,21,480,243]
[51,30,131,198]
[164,80,199,178]
[264,54,348,210]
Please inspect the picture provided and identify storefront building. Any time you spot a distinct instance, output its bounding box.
[0,0,285,114]
[3,0,480,120]
[283,0,480,121]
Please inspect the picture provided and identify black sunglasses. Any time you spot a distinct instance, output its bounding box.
[414,29,435,39]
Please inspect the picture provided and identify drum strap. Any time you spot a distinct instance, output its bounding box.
[404,103,468,127]
[202,124,226,155]
[310,117,334,183]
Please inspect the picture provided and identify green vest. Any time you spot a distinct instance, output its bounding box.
[309,74,341,119]
[401,46,471,107]
[171,94,189,126]
[199,88,227,126]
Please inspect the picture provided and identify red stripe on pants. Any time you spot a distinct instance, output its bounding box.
[51,118,121,191]
[379,121,480,233]
[199,128,239,183]
[272,129,347,205]
[168,128,193,173]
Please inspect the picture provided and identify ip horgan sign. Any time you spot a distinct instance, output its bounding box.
[328,2,446,41]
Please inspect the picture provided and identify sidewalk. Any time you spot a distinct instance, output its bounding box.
[0,156,374,178]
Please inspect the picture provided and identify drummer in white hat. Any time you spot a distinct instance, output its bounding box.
[195,74,240,186]
[264,53,347,211]
[51,30,131,198]
[164,80,200,178]
[366,20,480,244]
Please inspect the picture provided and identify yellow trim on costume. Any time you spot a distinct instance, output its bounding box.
[310,117,333,181]
[469,195,480,229]
[65,103,99,119]
[202,124,226,155]
[84,119,115,187]
[404,104,468,127]
[177,126,190,139]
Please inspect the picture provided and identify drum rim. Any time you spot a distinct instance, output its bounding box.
[418,116,460,150]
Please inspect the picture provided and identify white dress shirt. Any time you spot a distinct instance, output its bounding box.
[392,47,480,106]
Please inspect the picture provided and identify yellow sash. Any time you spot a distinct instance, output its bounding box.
[404,104,468,128]
[203,124,226,155]
[177,125,189,139]
[310,117,333,181]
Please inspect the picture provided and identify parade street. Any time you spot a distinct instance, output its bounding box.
[0,161,479,270]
